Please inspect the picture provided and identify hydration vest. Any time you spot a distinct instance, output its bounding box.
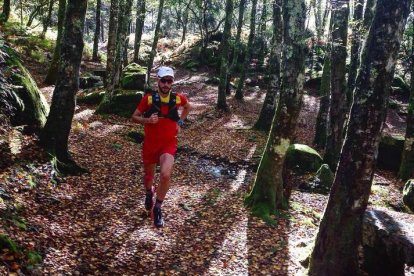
[143,91,180,122]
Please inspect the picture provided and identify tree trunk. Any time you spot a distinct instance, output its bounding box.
[362,0,376,31]
[41,0,55,39]
[347,0,364,98]
[27,4,45,27]
[399,18,414,180]
[254,0,282,131]
[146,0,165,84]
[44,0,67,85]
[256,0,267,71]
[217,0,233,111]
[92,0,102,61]
[40,0,89,175]
[133,0,146,63]
[324,0,349,170]
[107,0,133,95]
[106,0,120,90]
[313,53,331,148]
[308,0,411,274]
[228,0,246,94]
[235,0,257,100]
[101,16,105,41]
[245,0,306,219]
[1,0,11,22]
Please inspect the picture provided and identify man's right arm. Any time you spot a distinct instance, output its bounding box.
[131,109,147,124]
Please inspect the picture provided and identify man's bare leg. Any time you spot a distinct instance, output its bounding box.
[144,163,156,212]
[156,153,175,200]
[152,153,174,228]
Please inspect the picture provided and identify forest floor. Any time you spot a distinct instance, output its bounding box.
[1,33,413,274]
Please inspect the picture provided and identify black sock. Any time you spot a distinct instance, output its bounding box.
[155,198,163,208]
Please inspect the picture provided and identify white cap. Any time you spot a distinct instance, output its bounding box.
[157,66,175,79]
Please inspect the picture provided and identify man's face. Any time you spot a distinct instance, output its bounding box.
[158,76,174,94]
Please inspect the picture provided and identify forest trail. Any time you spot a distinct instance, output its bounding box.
[2,64,407,275]
[1,67,331,275]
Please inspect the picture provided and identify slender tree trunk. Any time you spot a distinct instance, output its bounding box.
[40,0,89,175]
[180,1,191,44]
[257,0,267,70]
[308,0,411,274]
[313,52,331,148]
[106,0,120,90]
[235,0,257,100]
[101,16,105,41]
[217,0,233,110]
[228,0,246,94]
[362,0,376,31]
[1,0,10,23]
[146,0,165,84]
[324,0,350,170]
[41,0,55,38]
[245,0,306,219]
[92,0,102,61]
[347,0,364,99]
[44,0,67,85]
[133,0,146,63]
[254,0,282,131]
[108,0,133,94]
[399,18,414,180]
[27,4,45,27]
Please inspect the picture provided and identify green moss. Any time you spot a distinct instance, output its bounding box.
[4,46,49,127]
[26,251,42,266]
[0,234,19,253]
[77,91,106,105]
[96,91,144,118]
[285,144,323,173]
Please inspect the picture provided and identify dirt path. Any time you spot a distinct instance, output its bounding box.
[1,67,412,275]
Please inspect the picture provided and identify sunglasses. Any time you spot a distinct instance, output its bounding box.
[160,78,173,84]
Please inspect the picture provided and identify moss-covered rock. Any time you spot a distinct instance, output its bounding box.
[79,75,103,89]
[77,90,106,105]
[2,45,49,128]
[96,90,144,118]
[315,164,334,188]
[285,144,323,173]
[391,75,410,98]
[120,63,147,90]
[403,179,414,212]
[377,134,405,171]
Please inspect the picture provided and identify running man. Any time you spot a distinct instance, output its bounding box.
[131,66,191,228]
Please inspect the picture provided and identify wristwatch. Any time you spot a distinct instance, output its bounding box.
[177,119,184,127]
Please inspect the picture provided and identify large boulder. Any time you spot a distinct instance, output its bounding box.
[79,75,103,89]
[391,75,410,99]
[314,164,334,188]
[285,144,323,174]
[377,134,404,171]
[96,90,144,118]
[120,63,147,90]
[2,44,49,128]
[403,179,414,212]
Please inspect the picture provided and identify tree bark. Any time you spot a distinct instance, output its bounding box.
[92,0,102,61]
[399,18,414,181]
[106,0,120,89]
[362,0,376,32]
[245,0,306,219]
[235,0,257,100]
[41,0,55,39]
[1,0,11,22]
[308,0,411,274]
[44,0,67,85]
[256,0,267,70]
[347,0,364,99]
[133,0,146,63]
[324,0,349,170]
[40,0,89,175]
[146,0,165,84]
[254,0,282,131]
[217,0,233,111]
